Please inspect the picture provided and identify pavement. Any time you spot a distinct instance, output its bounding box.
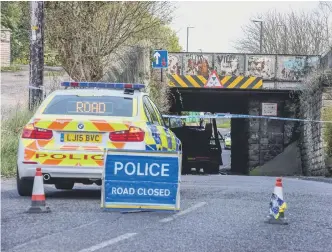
[2,175,332,252]
[1,66,70,120]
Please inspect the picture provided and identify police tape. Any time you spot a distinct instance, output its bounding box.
[28,85,44,90]
[162,113,332,124]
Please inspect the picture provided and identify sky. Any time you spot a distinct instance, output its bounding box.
[169,0,321,53]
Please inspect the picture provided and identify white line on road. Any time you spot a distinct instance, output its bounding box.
[159,202,207,223]
[77,233,138,252]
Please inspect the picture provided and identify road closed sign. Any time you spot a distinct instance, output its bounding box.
[101,149,181,212]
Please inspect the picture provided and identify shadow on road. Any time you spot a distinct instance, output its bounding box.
[45,188,101,199]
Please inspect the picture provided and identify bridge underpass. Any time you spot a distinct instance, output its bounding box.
[168,88,299,175]
[159,52,330,176]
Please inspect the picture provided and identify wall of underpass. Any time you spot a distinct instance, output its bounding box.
[299,86,331,176]
[246,97,299,174]
[245,86,330,177]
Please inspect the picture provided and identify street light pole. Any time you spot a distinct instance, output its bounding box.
[259,22,263,53]
[186,26,194,52]
[252,19,263,53]
[283,25,287,54]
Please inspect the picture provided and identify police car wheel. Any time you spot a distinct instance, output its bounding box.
[16,168,33,196]
[55,182,74,190]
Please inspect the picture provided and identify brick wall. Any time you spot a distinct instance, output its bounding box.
[1,29,11,66]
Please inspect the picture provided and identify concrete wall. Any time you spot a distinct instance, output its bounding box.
[168,52,321,83]
[103,46,150,85]
[1,28,11,67]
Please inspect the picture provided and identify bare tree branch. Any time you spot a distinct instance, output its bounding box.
[45,1,174,81]
[234,4,332,54]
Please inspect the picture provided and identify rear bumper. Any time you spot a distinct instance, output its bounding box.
[18,163,103,180]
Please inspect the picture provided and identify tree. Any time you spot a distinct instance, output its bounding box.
[45,1,175,81]
[150,25,182,52]
[1,1,30,63]
[234,2,332,54]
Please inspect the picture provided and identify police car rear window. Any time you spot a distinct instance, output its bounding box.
[42,95,133,117]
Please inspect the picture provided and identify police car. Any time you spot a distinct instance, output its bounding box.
[17,82,181,196]
[224,133,231,150]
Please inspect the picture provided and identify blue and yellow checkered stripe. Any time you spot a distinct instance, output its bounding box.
[145,124,180,151]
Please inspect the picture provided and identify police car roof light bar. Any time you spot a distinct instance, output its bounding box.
[61,82,145,90]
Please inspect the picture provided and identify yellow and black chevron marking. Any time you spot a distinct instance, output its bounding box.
[167,74,263,89]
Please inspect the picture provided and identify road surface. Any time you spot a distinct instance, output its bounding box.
[221,149,231,169]
[218,128,231,169]
[2,176,332,252]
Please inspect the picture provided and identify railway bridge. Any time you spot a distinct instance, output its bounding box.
[164,52,331,176]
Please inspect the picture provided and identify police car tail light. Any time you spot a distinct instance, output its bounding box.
[22,124,53,139]
[109,126,145,142]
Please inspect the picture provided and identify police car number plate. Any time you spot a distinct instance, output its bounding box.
[61,133,102,143]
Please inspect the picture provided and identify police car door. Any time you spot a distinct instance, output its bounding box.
[143,97,172,151]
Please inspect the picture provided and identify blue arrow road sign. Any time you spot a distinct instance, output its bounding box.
[152,50,168,69]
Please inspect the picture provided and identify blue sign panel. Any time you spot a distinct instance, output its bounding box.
[102,150,181,212]
[152,50,168,69]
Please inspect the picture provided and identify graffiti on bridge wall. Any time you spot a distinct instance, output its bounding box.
[277,56,320,81]
[214,54,245,76]
[167,53,321,81]
[183,54,213,76]
[168,53,182,75]
[247,55,276,80]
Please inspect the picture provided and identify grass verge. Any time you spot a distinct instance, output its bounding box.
[249,167,261,176]
[217,119,231,129]
[1,108,34,177]
[1,65,22,72]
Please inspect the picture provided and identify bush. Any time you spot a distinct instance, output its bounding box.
[323,107,332,157]
[322,106,332,176]
[1,108,34,177]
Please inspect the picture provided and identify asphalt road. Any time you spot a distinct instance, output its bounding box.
[221,149,231,169]
[2,175,332,252]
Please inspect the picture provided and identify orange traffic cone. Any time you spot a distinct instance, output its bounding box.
[264,177,288,225]
[27,168,51,213]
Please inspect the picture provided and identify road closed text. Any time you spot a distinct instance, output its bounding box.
[111,187,171,197]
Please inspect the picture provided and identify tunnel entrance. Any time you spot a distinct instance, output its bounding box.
[167,88,296,175]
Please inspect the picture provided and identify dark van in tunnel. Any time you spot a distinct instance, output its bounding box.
[168,118,222,174]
